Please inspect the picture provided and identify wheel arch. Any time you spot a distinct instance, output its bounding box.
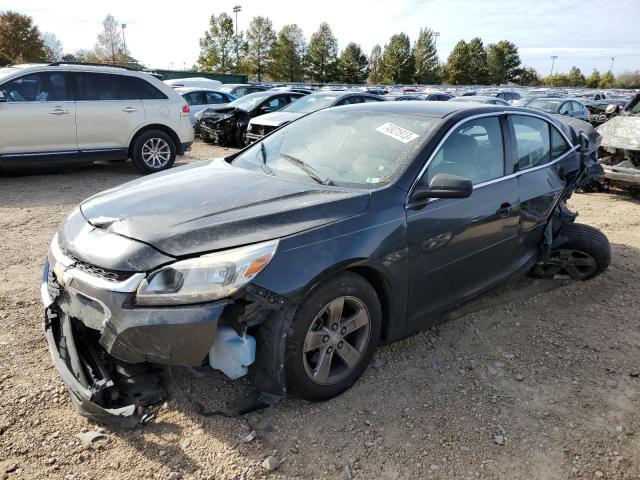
[128,124,182,158]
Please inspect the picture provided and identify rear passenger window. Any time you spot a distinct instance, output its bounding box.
[1,72,69,102]
[205,92,225,104]
[551,126,570,158]
[428,116,504,185]
[76,73,119,101]
[512,116,551,171]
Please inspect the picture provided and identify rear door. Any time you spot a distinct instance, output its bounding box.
[74,72,145,152]
[0,71,77,156]
[509,114,577,257]
[406,114,520,323]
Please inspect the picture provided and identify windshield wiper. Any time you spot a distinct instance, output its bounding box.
[279,153,333,186]
[259,142,274,175]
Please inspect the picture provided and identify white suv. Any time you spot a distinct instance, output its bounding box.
[0,63,194,173]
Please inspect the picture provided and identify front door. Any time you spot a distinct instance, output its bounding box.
[406,115,520,324]
[0,71,77,155]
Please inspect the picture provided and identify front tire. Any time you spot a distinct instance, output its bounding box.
[536,223,610,280]
[131,130,176,174]
[235,126,250,148]
[285,272,381,401]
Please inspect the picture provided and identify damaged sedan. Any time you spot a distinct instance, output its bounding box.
[42,102,610,426]
[196,90,305,147]
[596,92,640,195]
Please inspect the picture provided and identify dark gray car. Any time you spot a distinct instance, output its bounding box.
[42,102,609,426]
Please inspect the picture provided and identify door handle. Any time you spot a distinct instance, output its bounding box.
[49,107,69,115]
[122,107,139,113]
[496,202,512,217]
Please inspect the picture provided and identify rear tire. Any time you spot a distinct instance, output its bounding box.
[131,130,176,174]
[536,223,610,280]
[285,272,381,401]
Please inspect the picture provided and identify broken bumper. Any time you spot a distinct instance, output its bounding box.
[41,250,230,425]
[245,132,264,143]
[602,164,640,186]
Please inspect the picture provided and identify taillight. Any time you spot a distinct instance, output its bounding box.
[181,104,190,115]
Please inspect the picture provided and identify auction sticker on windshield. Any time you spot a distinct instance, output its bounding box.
[376,122,420,143]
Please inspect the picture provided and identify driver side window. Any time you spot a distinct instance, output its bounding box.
[427,116,505,185]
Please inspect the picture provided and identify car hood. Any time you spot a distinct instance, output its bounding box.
[196,105,238,122]
[251,111,303,127]
[597,115,640,150]
[79,159,370,258]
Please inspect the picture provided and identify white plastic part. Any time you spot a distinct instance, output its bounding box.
[208,326,256,379]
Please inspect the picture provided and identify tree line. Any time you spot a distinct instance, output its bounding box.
[0,11,128,66]
[1,10,638,88]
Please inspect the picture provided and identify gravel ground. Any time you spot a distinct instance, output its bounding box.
[1,140,639,480]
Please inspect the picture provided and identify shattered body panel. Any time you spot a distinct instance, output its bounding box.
[42,103,607,426]
[596,94,640,189]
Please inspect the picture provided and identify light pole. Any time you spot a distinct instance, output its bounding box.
[433,31,440,48]
[550,55,558,76]
[610,56,615,73]
[121,24,127,64]
[233,5,242,70]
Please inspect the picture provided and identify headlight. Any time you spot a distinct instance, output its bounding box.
[135,240,278,306]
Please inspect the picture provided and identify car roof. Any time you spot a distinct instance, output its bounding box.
[175,87,224,94]
[329,100,510,118]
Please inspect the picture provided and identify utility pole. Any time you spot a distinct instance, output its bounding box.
[121,24,127,63]
[433,31,440,48]
[233,5,242,71]
[550,55,558,76]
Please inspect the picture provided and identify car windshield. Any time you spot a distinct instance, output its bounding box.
[527,99,563,112]
[232,110,437,188]
[281,94,338,113]
[228,92,272,111]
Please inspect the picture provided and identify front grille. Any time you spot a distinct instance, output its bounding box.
[60,246,132,282]
[47,268,62,303]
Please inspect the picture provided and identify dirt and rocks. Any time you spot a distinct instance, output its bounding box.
[1,140,639,479]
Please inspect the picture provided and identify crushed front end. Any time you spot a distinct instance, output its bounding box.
[41,231,229,426]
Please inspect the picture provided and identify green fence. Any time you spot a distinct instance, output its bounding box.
[154,69,247,84]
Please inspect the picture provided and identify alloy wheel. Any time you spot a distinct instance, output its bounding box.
[141,138,171,169]
[539,248,598,280]
[302,296,371,385]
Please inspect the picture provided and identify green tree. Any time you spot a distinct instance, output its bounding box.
[197,13,237,73]
[487,40,521,84]
[412,27,440,84]
[338,42,368,83]
[567,66,585,86]
[515,66,540,86]
[467,37,489,84]
[270,24,305,82]
[245,16,276,81]
[0,11,46,65]
[94,14,127,65]
[544,73,570,87]
[616,70,640,89]
[367,44,383,84]
[599,70,615,88]
[381,33,413,84]
[444,40,471,84]
[585,69,601,88]
[306,22,338,83]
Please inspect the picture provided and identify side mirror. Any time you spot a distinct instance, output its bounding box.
[411,173,473,203]
[0,91,6,103]
[259,106,271,114]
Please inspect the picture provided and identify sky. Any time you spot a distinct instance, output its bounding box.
[6,0,640,75]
